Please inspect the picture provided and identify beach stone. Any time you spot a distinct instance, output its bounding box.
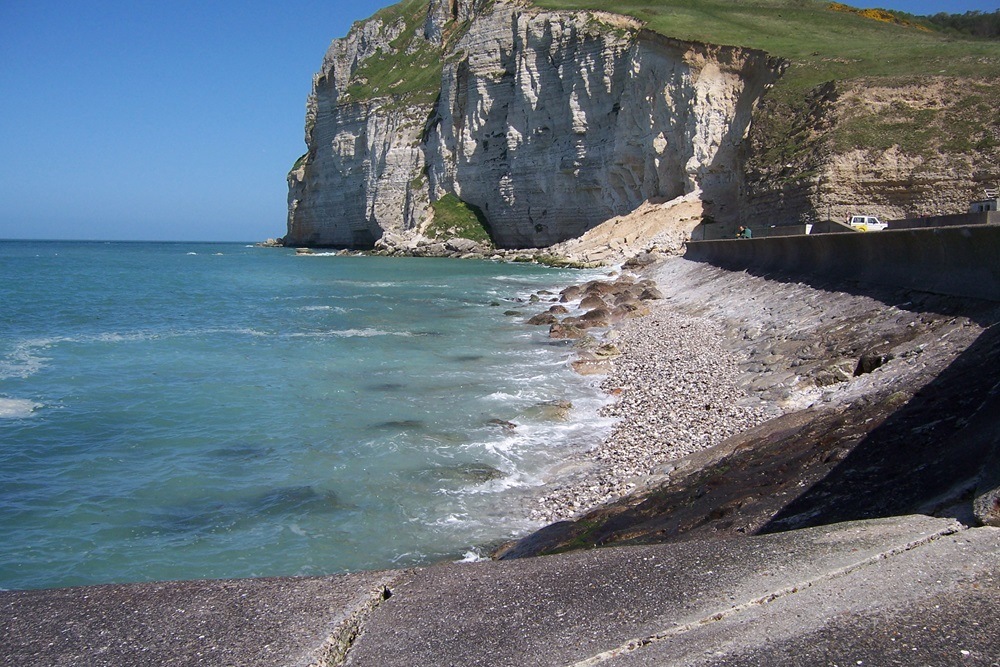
[595,344,621,358]
[580,308,612,327]
[623,251,660,268]
[613,293,640,307]
[583,281,617,296]
[572,358,613,375]
[525,400,574,421]
[550,323,587,340]
[580,295,609,310]
[612,304,651,321]
[854,350,894,376]
[548,305,570,315]
[640,286,664,300]
[445,238,480,253]
[526,312,558,326]
[560,285,584,302]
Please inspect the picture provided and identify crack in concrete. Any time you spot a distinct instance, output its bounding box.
[311,573,407,667]
[567,522,964,666]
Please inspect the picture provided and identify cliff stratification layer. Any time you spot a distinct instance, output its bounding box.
[285,0,784,248]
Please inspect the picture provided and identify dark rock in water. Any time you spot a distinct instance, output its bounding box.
[254,486,342,516]
[504,310,522,316]
[451,354,485,363]
[526,312,558,325]
[487,418,517,431]
[141,485,344,537]
[412,462,505,486]
[521,400,574,421]
[369,382,406,392]
[548,304,569,315]
[372,419,425,430]
[529,294,541,303]
[211,445,273,461]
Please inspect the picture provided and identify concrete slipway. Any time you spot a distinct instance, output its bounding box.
[2,515,998,666]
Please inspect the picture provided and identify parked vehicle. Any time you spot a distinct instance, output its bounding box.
[848,215,887,231]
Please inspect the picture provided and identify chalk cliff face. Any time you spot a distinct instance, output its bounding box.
[286,0,784,248]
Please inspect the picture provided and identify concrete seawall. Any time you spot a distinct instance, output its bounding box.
[685,225,1000,302]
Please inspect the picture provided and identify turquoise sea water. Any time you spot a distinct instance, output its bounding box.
[0,241,612,591]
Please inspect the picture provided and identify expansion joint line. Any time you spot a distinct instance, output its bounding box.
[566,522,965,667]
[311,572,408,667]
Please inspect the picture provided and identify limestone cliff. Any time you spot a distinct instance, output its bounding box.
[741,78,1000,231]
[285,0,784,248]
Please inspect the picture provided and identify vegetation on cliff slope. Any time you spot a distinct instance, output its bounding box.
[426,194,494,245]
[340,0,470,106]
[533,0,1000,91]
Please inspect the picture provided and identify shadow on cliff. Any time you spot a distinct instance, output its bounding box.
[497,276,1000,559]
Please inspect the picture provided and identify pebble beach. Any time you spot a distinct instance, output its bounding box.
[520,250,991,531]
[525,259,773,525]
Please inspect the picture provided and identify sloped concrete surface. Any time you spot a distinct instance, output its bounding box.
[1,570,401,667]
[3,516,996,667]
[589,526,1000,666]
[342,516,995,666]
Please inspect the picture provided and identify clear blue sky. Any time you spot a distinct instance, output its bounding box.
[1,0,997,241]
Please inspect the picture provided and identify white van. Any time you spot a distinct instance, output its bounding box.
[848,215,887,232]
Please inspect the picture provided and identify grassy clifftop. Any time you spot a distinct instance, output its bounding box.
[534,0,1000,172]
[533,0,1000,93]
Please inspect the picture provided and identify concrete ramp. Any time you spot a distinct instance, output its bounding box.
[7,516,994,666]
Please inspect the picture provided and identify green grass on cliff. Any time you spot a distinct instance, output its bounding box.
[531,0,1000,94]
[530,0,1000,173]
[426,194,494,245]
[341,0,443,105]
[341,0,473,106]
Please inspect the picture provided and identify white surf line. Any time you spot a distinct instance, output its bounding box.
[567,521,965,667]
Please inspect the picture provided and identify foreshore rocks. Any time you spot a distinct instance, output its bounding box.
[499,254,1000,559]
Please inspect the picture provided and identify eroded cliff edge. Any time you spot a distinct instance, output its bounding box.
[285,0,784,248]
